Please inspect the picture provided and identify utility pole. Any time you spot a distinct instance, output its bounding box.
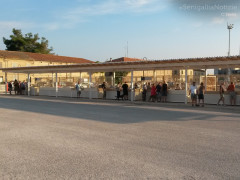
[227,23,234,57]
[227,23,234,83]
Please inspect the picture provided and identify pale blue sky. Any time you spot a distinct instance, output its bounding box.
[0,0,240,61]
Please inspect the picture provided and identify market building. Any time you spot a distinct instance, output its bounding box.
[0,50,101,91]
[1,53,240,105]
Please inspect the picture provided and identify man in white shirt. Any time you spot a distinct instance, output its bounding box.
[76,81,82,98]
[189,82,198,106]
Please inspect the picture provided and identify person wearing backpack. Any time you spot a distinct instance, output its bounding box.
[76,81,82,98]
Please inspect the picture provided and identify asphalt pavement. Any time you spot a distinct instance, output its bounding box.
[0,95,239,179]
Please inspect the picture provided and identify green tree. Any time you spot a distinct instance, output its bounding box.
[115,71,129,83]
[3,28,53,54]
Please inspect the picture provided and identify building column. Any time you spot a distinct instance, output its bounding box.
[55,73,58,98]
[52,73,54,87]
[163,70,166,81]
[185,68,188,104]
[89,72,92,99]
[180,70,182,89]
[153,70,156,82]
[27,73,31,96]
[5,72,7,94]
[205,69,207,92]
[131,71,134,102]
[80,72,82,82]
[227,68,231,83]
[113,72,115,87]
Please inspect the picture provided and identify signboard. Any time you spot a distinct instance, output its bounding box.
[141,77,152,81]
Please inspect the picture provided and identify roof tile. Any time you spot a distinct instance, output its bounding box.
[0,50,94,64]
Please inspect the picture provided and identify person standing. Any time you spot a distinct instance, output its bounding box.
[116,82,121,100]
[189,82,198,107]
[122,82,128,100]
[20,81,26,95]
[217,82,225,106]
[198,82,205,107]
[14,79,19,95]
[227,82,236,106]
[162,81,168,102]
[149,84,157,102]
[142,83,147,101]
[156,82,162,102]
[76,81,82,98]
[8,82,12,95]
[102,82,107,99]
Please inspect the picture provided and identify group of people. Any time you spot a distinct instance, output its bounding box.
[189,81,237,107]
[114,81,168,102]
[142,81,168,102]
[189,82,205,107]
[217,82,237,106]
[74,80,238,106]
[115,82,129,100]
[8,79,26,95]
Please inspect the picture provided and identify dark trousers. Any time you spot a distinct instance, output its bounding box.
[103,90,106,99]
[142,91,147,101]
[117,91,120,99]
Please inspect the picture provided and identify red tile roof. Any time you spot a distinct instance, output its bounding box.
[0,50,94,64]
[110,57,145,62]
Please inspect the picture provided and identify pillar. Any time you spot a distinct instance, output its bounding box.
[28,73,31,96]
[205,69,207,92]
[131,71,134,102]
[80,72,82,82]
[227,68,231,83]
[89,72,92,99]
[5,72,7,94]
[180,70,182,88]
[153,70,156,82]
[113,72,115,87]
[52,73,54,87]
[55,73,58,98]
[185,68,188,104]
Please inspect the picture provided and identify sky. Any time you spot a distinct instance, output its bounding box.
[0,0,240,62]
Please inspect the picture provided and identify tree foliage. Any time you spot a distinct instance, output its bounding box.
[115,71,129,83]
[3,28,53,54]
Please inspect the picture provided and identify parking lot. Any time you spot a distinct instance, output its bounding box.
[0,95,240,179]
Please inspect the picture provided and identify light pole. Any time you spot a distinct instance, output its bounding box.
[227,23,234,83]
[227,23,234,57]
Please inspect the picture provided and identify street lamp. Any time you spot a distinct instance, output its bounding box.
[227,23,234,57]
[227,23,234,83]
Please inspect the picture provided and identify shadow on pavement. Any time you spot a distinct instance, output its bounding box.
[0,95,239,124]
